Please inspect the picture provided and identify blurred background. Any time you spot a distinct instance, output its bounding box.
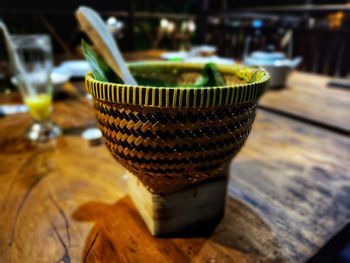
[1,0,350,83]
[1,2,350,262]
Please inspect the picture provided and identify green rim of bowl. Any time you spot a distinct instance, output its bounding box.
[85,61,270,108]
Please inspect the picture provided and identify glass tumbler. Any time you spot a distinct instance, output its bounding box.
[11,34,61,142]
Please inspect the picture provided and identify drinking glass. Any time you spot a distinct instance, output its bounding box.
[11,34,61,142]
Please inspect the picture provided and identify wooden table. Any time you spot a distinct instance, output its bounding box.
[0,73,349,262]
[259,71,350,135]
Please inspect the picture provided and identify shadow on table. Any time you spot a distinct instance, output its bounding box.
[73,195,284,262]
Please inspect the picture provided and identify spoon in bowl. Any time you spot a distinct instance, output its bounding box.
[75,6,137,85]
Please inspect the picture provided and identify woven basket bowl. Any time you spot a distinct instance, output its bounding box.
[85,62,269,195]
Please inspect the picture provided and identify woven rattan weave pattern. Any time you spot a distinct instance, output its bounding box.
[85,62,269,109]
[86,62,269,194]
[95,100,256,194]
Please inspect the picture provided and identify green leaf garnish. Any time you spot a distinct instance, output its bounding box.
[81,39,226,87]
[82,39,122,83]
[201,63,225,86]
[177,63,224,87]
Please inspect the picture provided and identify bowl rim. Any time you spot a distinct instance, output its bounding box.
[85,61,270,108]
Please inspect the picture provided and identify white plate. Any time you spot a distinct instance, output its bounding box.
[184,56,235,65]
[50,71,70,85]
[54,60,91,78]
[160,51,188,61]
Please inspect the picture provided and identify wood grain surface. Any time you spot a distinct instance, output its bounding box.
[259,71,350,134]
[0,93,349,262]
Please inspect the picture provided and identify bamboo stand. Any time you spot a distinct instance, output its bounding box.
[128,172,228,236]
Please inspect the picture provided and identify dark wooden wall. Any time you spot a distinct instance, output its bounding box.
[1,0,350,77]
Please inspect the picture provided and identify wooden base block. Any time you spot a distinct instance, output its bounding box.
[128,173,228,236]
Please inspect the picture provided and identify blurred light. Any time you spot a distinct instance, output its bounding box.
[188,20,196,32]
[328,11,344,29]
[308,18,316,29]
[160,18,176,34]
[107,16,124,34]
[166,22,175,33]
[107,16,118,27]
[209,17,220,25]
[160,18,169,29]
[181,20,196,33]
[252,19,263,29]
[231,21,241,27]
[181,21,187,32]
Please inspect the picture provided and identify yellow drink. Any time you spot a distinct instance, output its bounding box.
[24,94,52,121]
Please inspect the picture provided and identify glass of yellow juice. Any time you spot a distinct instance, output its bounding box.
[12,35,61,142]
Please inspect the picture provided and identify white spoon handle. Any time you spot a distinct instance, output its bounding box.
[76,6,137,85]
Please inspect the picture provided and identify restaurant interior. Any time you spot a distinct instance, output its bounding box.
[0,0,349,262]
